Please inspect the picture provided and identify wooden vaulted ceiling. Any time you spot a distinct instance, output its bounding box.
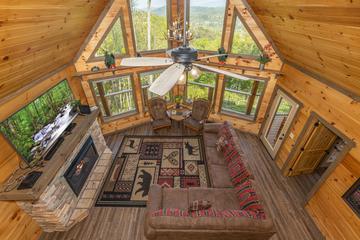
[247,0,360,98]
[0,0,108,101]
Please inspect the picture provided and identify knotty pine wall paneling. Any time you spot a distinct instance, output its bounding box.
[274,64,360,240]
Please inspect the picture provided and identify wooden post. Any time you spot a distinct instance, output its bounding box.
[214,74,225,114]
[246,81,259,115]
[132,73,145,117]
[96,82,111,117]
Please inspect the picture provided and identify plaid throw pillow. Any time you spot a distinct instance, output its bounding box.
[216,136,228,152]
[227,156,251,186]
[235,180,266,219]
[151,208,189,217]
[218,122,233,140]
[189,200,212,212]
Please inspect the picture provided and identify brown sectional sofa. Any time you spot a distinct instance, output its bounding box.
[144,122,276,240]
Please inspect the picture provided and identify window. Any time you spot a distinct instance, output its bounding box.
[231,14,262,56]
[131,0,168,52]
[186,71,217,105]
[95,17,127,57]
[190,0,226,51]
[221,77,265,118]
[140,70,171,109]
[92,76,137,118]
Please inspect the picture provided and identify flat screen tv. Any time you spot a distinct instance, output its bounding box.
[0,80,75,166]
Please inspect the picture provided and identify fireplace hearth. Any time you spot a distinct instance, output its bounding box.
[64,136,99,196]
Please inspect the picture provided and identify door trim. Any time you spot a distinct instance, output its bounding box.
[282,111,356,205]
[259,86,302,159]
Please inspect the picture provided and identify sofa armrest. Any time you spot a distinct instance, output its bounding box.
[147,184,163,212]
[203,123,222,133]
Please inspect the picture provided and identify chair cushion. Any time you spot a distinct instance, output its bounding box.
[152,119,171,129]
[207,164,233,188]
[192,100,210,121]
[184,117,203,131]
[205,147,226,166]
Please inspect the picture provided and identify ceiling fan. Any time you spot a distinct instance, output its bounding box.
[120,0,252,96]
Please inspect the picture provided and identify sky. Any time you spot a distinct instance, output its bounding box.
[134,0,226,9]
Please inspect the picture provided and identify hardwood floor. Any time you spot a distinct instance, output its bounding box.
[41,123,324,240]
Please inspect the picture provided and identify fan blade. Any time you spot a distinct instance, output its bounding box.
[149,64,185,96]
[193,63,251,81]
[197,54,228,60]
[120,57,173,67]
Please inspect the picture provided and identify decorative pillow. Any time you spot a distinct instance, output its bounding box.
[227,156,252,186]
[222,139,239,163]
[218,122,233,140]
[151,208,190,217]
[216,136,228,152]
[235,180,265,216]
[189,200,212,212]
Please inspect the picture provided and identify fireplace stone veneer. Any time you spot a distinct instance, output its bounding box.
[16,120,113,232]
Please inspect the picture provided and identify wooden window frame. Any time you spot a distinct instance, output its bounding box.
[88,11,130,62]
[90,74,139,122]
[227,8,263,59]
[188,0,228,53]
[184,71,218,109]
[220,76,267,121]
[130,0,171,54]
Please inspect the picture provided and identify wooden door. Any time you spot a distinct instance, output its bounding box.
[289,122,337,176]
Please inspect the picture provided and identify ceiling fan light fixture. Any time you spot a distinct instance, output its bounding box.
[177,73,186,85]
[190,66,201,79]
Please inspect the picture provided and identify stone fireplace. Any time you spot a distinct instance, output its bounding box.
[16,118,113,232]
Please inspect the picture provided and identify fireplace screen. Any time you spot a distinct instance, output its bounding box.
[64,136,98,196]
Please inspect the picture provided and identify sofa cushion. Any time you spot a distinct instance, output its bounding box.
[203,132,218,147]
[236,180,265,219]
[152,208,190,217]
[205,147,226,166]
[203,123,221,133]
[208,164,233,188]
[163,188,189,209]
[188,188,240,210]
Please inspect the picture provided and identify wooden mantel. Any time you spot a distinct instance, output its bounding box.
[0,109,100,201]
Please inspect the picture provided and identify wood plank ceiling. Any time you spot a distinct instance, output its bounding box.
[247,0,360,98]
[0,0,108,101]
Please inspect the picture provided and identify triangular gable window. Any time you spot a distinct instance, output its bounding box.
[231,15,262,56]
[95,17,127,57]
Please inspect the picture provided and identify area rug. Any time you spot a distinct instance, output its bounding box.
[96,135,210,207]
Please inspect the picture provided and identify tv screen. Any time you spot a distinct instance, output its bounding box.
[0,80,74,165]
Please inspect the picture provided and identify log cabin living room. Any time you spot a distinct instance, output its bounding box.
[0,0,359,240]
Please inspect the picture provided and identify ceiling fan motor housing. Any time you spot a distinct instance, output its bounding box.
[171,47,198,66]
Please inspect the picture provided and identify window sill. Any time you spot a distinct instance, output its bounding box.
[220,109,256,122]
[101,110,138,123]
